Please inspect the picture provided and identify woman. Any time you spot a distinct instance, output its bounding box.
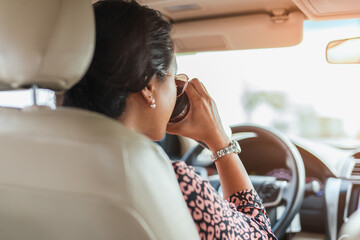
[64,1,277,239]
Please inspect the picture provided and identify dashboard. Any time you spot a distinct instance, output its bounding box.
[291,137,360,239]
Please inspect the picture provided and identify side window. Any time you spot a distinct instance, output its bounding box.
[0,89,55,109]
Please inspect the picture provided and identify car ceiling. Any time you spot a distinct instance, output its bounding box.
[139,0,360,22]
[138,0,299,22]
[92,0,360,51]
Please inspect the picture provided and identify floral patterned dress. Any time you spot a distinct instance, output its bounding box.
[172,161,278,240]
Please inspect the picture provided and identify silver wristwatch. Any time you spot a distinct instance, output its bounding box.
[211,140,241,162]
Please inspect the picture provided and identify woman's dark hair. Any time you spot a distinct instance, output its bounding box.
[63,0,173,118]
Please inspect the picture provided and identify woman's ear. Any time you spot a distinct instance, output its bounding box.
[140,78,156,105]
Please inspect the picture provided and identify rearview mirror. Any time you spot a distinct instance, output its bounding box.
[326,37,360,64]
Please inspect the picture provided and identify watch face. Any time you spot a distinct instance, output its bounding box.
[233,140,241,153]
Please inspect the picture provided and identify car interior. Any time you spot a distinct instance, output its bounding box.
[0,0,360,240]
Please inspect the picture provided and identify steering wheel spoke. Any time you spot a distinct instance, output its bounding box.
[258,180,288,208]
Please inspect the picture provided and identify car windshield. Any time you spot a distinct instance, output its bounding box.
[177,19,360,148]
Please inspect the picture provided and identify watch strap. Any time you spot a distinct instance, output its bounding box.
[211,140,241,162]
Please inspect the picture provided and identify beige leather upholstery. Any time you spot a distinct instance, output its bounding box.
[0,107,199,239]
[0,0,94,91]
[339,211,360,240]
[0,0,199,239]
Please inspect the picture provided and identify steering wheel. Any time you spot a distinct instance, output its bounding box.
[182,124,305,238]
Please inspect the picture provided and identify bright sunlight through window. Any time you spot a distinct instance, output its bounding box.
[177,19,360,147]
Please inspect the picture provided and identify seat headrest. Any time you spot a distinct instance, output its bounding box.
[0,0,94,91]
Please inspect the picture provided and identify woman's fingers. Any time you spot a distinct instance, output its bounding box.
[183,78,202,104]
[188,78,209,99]
[167,77,226,144]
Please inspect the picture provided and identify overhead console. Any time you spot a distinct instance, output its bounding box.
[292,0,360,20]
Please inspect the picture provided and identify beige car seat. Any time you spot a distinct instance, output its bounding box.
[0,0,199,239]
[339,211,360,240]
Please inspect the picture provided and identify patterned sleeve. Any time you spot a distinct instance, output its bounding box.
[227,189,273,233]
[172,161,277,240]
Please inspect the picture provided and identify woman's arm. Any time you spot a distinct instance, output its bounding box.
[206,136,253,199]
[172,161,277,239]
[167,78,253,199]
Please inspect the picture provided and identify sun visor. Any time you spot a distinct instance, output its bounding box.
[292,0,360,20]
[173,11,304,53]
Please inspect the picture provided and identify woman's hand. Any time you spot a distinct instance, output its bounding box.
[168,78,254,198]
[166,78,230,152]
